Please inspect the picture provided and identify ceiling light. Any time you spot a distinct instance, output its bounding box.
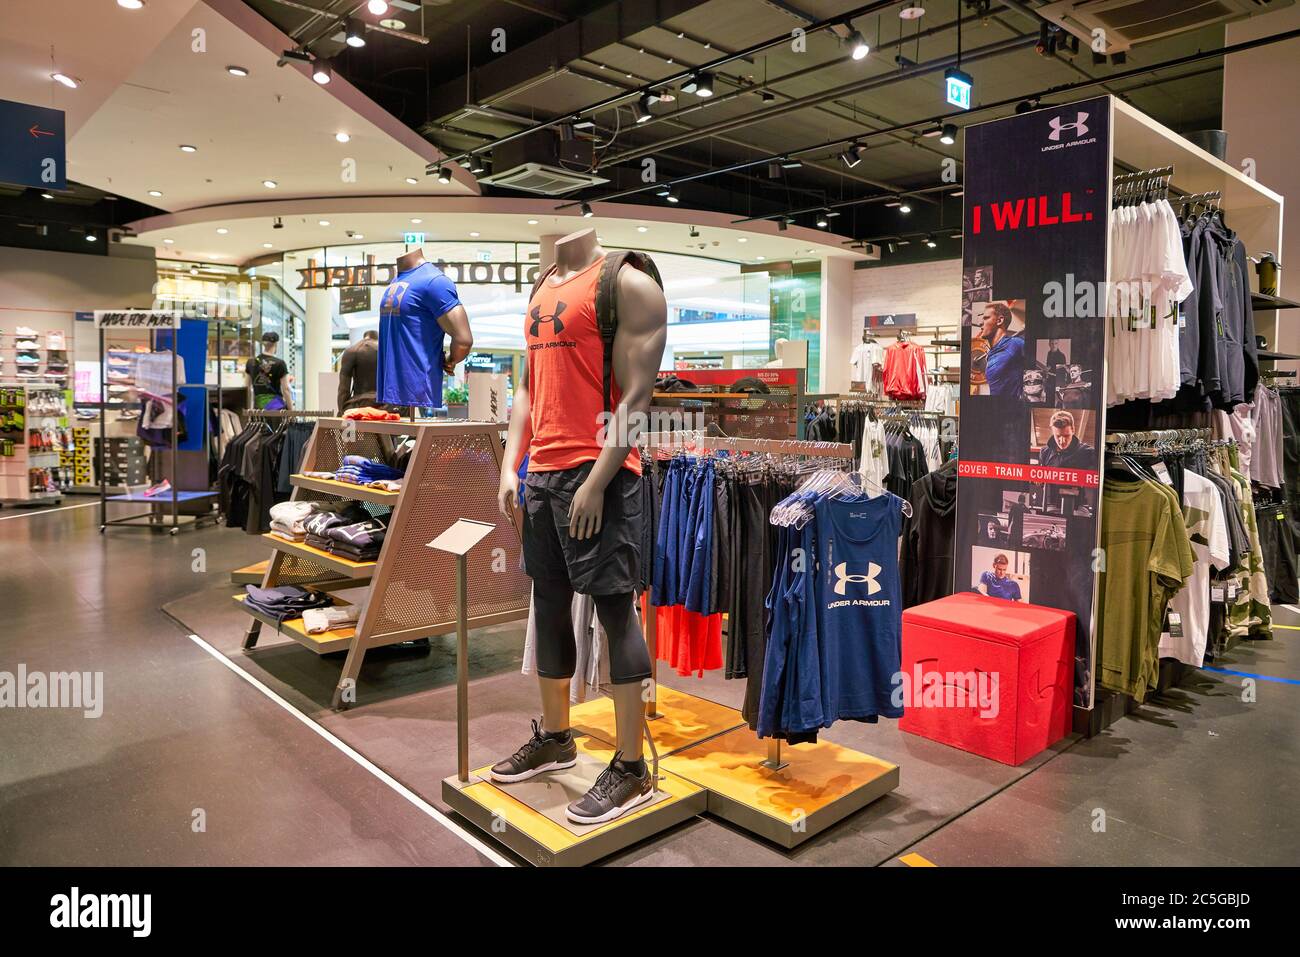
[634,92,654,123]
[925,234,937,248]
[411,218,422,224]
[737,237,747,243]
[335,132,351,143]
[838,143,863,168]
[816,211,829,228]
[379,18,405,29]
[767,162,782,179]
[262,180,278,189]
[527,219,538,225]
[470,231,480,237]
[190,266,199,275]
[226,65,249,77]
[263,243,273,248]
[312,60,332,85]
[693,72,714,97]
[469,157,487,174]
[899,202,912,213]
[216,228,229,235]
[900,2,925,19]
[367,0,388,14]
[436,166,452,184]
[179,144,197,152]
[755,255,765,261]
[148,190,163,197]
[657,89,676,103]
[318,220,331,226]
[580,202,594,217]
[345,18,366,48]
[759,90,776,102]
[637,226,648,233]
[117,0,145,8]
[848,29,870,61]
[353,233,363,239]
[939,123,957,145]
[51,73,80,89]
[40,192,54,200]
[405,177,419,184]
[950,189,963,197]
[85,234,97,242]
[780,157,803,170]
[163,238,175,245]
[922,125,944,138]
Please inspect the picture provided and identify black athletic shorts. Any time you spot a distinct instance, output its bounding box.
[522,462,643,595]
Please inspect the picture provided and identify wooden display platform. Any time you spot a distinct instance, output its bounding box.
[231,560,269,584]
[443,735,707,867]
[233,594,357,654]
[260,534,376,577]
[290,473,401,506]
[572,684,744,755]
[662,725,900,849]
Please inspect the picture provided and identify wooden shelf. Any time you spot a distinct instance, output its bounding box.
[233,594,357,654]
[1259,350,1300,362]
[1252,292,1300,312]
[290,473,401,505]
[261,534,377,578]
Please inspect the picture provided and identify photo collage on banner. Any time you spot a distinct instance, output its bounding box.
[955,96,1111,708]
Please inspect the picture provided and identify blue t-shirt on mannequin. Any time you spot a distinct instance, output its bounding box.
[377,261,462,407]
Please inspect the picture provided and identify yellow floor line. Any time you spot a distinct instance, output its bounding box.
[1273,624,1300,631]
[899,852,937,867]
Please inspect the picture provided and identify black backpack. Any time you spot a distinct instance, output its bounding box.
[528,250,663,412]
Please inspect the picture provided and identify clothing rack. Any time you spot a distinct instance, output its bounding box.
[243,409,336,419]
[1104,427,1216,451]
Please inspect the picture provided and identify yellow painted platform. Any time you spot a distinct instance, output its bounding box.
[444,735,706,867]
[571,685,745,755]
[231,560,269,584]
[662,725,900,848]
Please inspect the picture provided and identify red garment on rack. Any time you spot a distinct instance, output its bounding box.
[883,340,927,400]
[641,596,723,677]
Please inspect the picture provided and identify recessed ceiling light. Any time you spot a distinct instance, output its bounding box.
[335,132,351,143]
[163,238,174,245]
[318,220,331,226]
[262,180,278,189]
[379,18,406,29]
[263,243,273,248]
[410,218,422,224]
[470,231,480,237]
[755,255,765,261]
[737,237,747,243]
[51,73,80,89]
[637,226,648,232]
[353,233,364,239]
[527,219,538,225]
[147,190,163,197]
[226,65,249,77]
[405,177,419,185]
[117,0,145,8]
[367,0,388,14]
[179,144,197,152]
[216,227,229,234]
[85,234,97,242]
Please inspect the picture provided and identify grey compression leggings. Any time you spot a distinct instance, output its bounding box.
[532,585,652,685]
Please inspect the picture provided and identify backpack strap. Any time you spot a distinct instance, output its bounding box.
[595,251,664,413]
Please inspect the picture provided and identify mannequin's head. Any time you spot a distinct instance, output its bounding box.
[261,330,280,355]
[363,329,378,341]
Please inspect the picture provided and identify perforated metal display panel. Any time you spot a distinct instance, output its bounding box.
[370,430,529,638]
[313,428,388,473]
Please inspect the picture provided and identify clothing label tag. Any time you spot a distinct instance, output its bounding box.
[1278,512,1286,521]
[1178,310,1187,329]
[1134,314,1153,330]
[1152,462,1173,486]
[1211,585,1225,603]
[1168,612,1183,639]
[1227,582,1238,600]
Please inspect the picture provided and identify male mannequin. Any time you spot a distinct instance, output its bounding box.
[337,329,379,413]
[376,247,474,409]
[494,227,667,824]
[245,331,293,410]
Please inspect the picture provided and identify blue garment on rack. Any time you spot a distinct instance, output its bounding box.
[684,459,715,614]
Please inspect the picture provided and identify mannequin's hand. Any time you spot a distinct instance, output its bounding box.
[568,479,604,540]
[442,355,457,375]
[498,470,519,518]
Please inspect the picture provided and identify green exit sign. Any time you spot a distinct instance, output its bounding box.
[404,231,426,245]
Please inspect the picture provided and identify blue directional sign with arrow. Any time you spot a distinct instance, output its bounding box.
[0,98,67,191]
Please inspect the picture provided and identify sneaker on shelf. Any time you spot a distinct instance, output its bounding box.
[16,354,40,365]
[15,340,39,351]
[488,718,579,784]
[142,479,172,498]
[15,326,37,338]
[564,750,653,825]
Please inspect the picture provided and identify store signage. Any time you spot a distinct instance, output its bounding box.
[0,98,66,190]
[865,313,917,330]
[954,94,1111,710]
[297,254,541,290]
[404,232,426,245]
[338,285,371,315]
[93,310,181,329]
[945,68,973,110]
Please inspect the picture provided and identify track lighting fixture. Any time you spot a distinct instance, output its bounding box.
[684,71,714,97]
[780,157,803,170]
[899,202,912,214]
[939,123,957,146]
[312,59,332,85]
[816,210,829,228]
[925,234,937,248]
[838,143,864,168]
[345,18,366,48]
[436,166,452,184]
[580,202,594,217]
[847,28,870,61]
[665,189,680,204]
[633,93,654,123]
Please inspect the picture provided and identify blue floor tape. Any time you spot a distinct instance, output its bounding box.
[1202,666,1300,686]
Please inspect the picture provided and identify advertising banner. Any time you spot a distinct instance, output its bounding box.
[955,96,1112,708]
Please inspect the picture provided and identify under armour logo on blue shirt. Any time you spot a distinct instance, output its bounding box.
[834,561,882,596]
[530,301,567,337]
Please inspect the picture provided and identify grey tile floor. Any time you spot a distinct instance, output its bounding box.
[2,501,1295,866]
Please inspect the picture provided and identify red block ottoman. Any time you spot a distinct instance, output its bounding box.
[899,593,1074,766]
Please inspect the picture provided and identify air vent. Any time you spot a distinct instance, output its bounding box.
[1038,0,1293,53]
[479,162,608,196]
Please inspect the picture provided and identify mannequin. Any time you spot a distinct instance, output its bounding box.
[376,246,474,411]
[245,330,293,410]
[494,227,668,824]
[337,329,379,413]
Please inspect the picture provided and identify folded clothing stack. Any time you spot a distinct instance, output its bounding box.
[335,454,404,487]
[342,407,400,421]
[303,504,388,562]
[243,585,334,623]
[268,500,332,542]
[302,601,365,634]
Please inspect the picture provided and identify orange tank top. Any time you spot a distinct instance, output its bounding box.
[524,256,641,475]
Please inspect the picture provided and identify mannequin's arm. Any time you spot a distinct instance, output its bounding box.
[337,349,355,413]
[568,267,667,540]
[497,357,532,516]
[281,374,294,411]
[438,304,474,374]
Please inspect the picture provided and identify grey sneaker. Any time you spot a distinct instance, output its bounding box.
[565,751,653,825]
[489,718,578,783]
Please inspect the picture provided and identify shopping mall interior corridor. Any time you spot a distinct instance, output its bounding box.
[2,501,1295,867]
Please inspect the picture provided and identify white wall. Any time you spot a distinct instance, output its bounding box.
[1224,7,1299,358]
[849,258,963,383]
